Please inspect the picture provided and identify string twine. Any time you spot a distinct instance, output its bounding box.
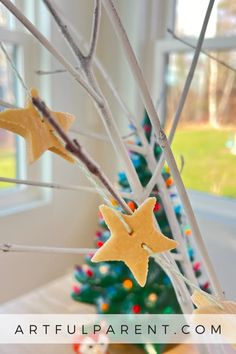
[0,42,30,98]
[75,160,132,233]
[0,41,223,311]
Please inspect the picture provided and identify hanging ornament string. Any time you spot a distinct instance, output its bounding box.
[0,42,30,98]
[143,244,224,310]
[74,158,132,233]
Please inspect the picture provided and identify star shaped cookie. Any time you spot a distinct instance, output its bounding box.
[0,88,75,163]
[192,290,236,349]
[92,198,178,286]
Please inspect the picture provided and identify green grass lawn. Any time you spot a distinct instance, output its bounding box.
[172,128,236,198]
[0,151,16,189]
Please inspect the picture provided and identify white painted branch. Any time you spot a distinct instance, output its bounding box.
[157,176,198,286]
[0,176,132,199]
[131,116,199,299]
[145,0,217,198]
[0,245,184,265]
[0,0,102,105]
[0,99,18,109]
[71,128,110,142]
[43,0,143,202]
[87,0,101,62]
[161,252,194,312]
[124,141,146,155]
[72,128,136,142]
[88,72,144,202]
[140,135,198,288]
[168,7,215,146]
[48,0,138,128]
[102,0,224,299]
[168,28,236,74]
[1,243,96,255]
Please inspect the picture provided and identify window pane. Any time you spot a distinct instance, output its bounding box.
[0,43,18,190]
[175,0,236,38]
[165,51,236,198]
[0,2,15,29]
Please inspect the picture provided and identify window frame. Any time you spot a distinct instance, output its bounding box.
[0,0,52,216]
[148,0,236,217]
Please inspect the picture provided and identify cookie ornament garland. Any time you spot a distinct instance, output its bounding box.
[92,198,178,287]
[0,88,75,163]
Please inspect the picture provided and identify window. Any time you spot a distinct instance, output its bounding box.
[154,0,236,200]
[0,1,51,214]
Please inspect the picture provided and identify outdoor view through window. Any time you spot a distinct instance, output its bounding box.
[167,0,236,198]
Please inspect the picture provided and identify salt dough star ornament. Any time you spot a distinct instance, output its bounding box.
[0,89,75,163]
[192,290,236,315]
[92,198,178,287]
[192,290,236,349]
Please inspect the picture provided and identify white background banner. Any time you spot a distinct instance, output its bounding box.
[0,314,235,345]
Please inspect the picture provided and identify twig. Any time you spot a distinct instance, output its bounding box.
[143,143,198,287]
[0,42,30,96]
[1,243,96,255]
[102,0,224,298]
[150,249,224,310]
[43,0,143,202]
[0,242,184,261]
[0,99,18,109]
[180,155,185,174]
[87,0,101,62]
[71,128,110,142]
[168,28,236,74]
[145,0,216,199]
[124,142,146,155]
[42,0,85,63]
[0,176,129,198]
[71,128,136,142]
[40,0,138,130]
[0,0,102,104]
[168,5,215,146]
[157,176,198,286]
[32,96,131,214]
[36,68,70,75]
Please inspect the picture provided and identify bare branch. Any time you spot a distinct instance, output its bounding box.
[1,243,96,255]
[102,0,224,298]
[43,0,143,201]
[0,0,101,104]
[180,155,185,174]
[35,68,70,75]
[0,99,18,109]
[39,0,138,128]
[0,242,185,261]
[32,96,131,214]
[87,0,101,62]
[168,28,236,74]
[43,0,85,62]
[145,0,217,198]
[71,128,110,142]
[0,176,131,198]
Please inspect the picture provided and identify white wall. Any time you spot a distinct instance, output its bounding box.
[0,0,145,303]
